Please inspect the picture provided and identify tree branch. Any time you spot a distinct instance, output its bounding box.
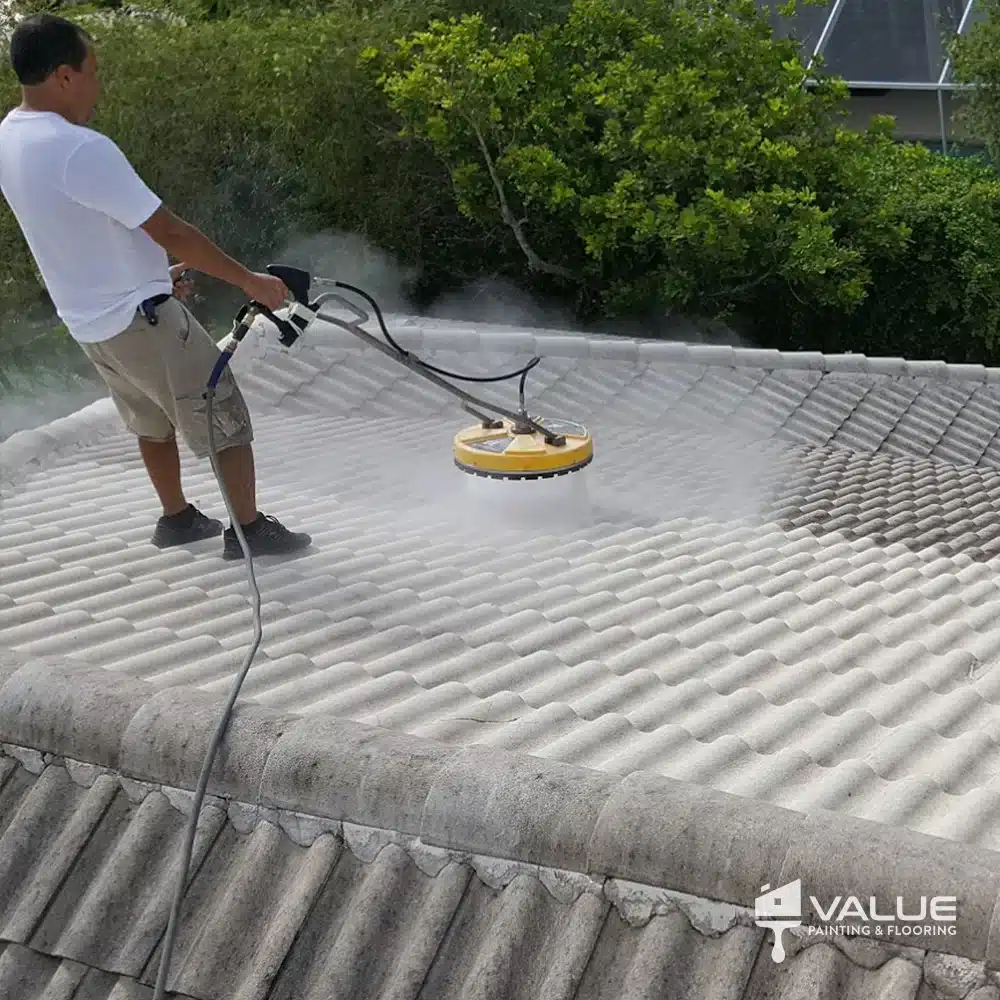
[703,271,776,302]
[470,120,576,280]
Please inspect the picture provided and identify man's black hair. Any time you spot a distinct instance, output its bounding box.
[9,13,91,86]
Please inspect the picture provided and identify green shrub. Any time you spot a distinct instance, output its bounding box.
[766,137,1000,362]
[371,0,1000,361]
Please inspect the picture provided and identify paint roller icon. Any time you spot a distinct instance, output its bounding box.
[754,880,803,963]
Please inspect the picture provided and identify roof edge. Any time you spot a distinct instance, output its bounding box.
[3,649,1000,967]
[277,312,1000,381]
[0,395,119,491]
[4,316,999,490]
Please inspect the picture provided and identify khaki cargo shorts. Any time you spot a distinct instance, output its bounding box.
[80,295,254,459]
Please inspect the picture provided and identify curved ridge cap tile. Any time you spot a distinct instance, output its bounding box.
[532,333,592,358]
[821,353,871,373]
[864,356,909,376]
[906,359,952,378]
[585,770,1000,965]
[777,350,827,370]
[586,770,805,908]
[258,714,462,837]
[727,347,784,370]
[420,745,620,874]
[636,341,692,364]
[0,655,156,770]
[587,338,639,362]
[477,329,539,354]
[0,648,33,692]
[118,687,300,800]
[684,344,736,366]
[946,363,989,383]
[782,808,1000,966]
[289,315,367,351]
[0,396,118,478]
[416,327,482,353]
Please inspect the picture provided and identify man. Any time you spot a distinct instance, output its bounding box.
[0,13,311,560]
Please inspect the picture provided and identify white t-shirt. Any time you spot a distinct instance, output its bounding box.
[0,108,172,343]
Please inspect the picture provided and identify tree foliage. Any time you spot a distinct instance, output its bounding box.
[371,0,866,317]
[369,0,1000,358]
[4,0,1000,363]
[951,0,1000,161]
[0,6,511,324]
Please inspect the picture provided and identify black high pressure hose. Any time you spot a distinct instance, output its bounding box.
[151,278,544,999]
[334,279,542,400]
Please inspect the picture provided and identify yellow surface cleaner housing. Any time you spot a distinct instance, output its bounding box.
[453,415,593,480]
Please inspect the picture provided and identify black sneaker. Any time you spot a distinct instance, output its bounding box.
[151,503,223,549]
[222,513,313,560]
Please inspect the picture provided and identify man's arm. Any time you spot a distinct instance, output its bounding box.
[141,206,251,290]
[141,206,288,310]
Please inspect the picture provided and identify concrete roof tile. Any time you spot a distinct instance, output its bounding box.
[0,601,53,635]
[12,320,1000,989]
[781,810,1000,963]
[0,649,31,693]
[119,687,296,798]
[5,727,996,997]
[259,714,460,834]
[0,657,154,769]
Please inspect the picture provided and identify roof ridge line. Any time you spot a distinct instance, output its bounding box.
[374,315,1000,381]
[0,395,119,491]
[2,747,738,929]
[3,648,1000,969]
[3,318,997,488]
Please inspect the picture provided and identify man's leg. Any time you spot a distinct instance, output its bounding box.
[126,427,260,548]
[159,297,312,558]
[215,441,257,527]
[79,315,223,548]
[121,376,258,526]
[138,437,187,517]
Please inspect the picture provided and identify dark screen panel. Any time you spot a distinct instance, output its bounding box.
[756,0,975,84]
[821,0,965,83]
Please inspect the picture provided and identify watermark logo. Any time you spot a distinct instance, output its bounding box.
[754,880,958,963]
[755,880,802,963]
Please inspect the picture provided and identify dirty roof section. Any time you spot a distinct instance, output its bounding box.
[3,650,1000,1000]
[5,318,1000,852]
[0,766,971,1000]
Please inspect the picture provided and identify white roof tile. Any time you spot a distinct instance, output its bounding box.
[8,318,1000,853]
